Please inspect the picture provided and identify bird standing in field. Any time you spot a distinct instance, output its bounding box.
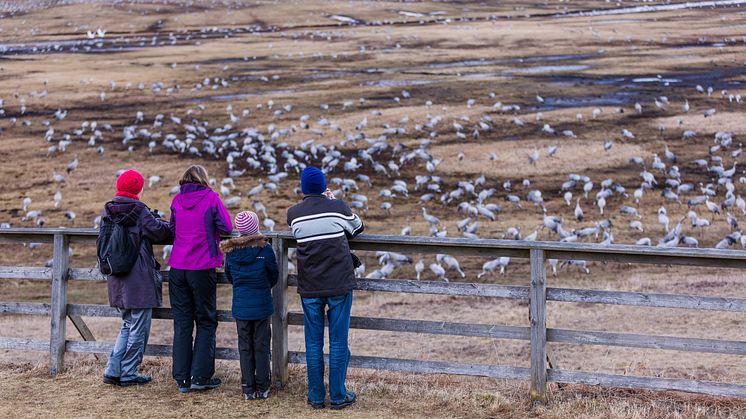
[415,260,424,280]
[429,263,448,282]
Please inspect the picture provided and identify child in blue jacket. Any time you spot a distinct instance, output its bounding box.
[220,211,279,400]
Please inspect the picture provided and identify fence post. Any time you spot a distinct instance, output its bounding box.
[271,237,289,388]
[529,248,547,404]
[49,233,70,376]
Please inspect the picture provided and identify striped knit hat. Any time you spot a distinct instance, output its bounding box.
[234,211,260,236]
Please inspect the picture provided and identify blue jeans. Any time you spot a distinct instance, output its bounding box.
[301,292,353,405]
[104,308,152,380]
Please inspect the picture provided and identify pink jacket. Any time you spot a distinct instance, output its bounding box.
[168,183,232,270]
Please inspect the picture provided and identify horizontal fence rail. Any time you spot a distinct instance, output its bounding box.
[1,228,746,401]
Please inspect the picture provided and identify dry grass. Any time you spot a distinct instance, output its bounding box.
[1,1,746,417]
[430,138,645,177]
[2,360,746,419]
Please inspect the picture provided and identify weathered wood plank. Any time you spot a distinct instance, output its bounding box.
[64,340,240,360]
[548,328,746,355]
[271,237,289,389]
[349,240,529,258]
[529,249,548,403]
[0,267,52,281]
[287,312,530,340]
[67,304,235,322]
[548,369,746,399]
[49,233,69,376]
[69,268,231,284]
[288,275,530,299]
[0,337,49,351]
[0,302,51,315]
[5,229,746,266]
[67,314,101,361]
[288,351,530,380]
[547,287,746,312]
[68,268,106,281]
[0,234,55,244]
[544,250,746,268]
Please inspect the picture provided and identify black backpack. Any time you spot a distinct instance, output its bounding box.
[97,215,140,277]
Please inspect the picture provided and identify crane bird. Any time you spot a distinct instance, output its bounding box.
[436,254,465,278]
[422,208,440,226]
[415,260,424,280]
[477,257,510,278]
[429,263,448,282]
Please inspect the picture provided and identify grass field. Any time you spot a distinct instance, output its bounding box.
[1,0,746,417]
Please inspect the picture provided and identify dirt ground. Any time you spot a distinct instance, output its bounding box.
[1,0,746,417]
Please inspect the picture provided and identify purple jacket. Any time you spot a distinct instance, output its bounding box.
[103,197,172,309]
[169,183,233,270]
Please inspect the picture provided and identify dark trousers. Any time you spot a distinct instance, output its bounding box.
[168,268,218,382]
[236,317,272,394]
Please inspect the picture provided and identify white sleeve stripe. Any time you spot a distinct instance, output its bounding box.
[296,231,346,243]
[290,211,357,226]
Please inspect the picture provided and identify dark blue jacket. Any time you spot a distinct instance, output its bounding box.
[220,235,279,321]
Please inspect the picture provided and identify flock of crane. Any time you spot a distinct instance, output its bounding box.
[3,3,746,282]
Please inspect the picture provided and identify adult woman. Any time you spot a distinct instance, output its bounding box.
[101,169,172,387]
[168,165,232,393]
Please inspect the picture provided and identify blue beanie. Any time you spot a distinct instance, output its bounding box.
[301,167,326,195]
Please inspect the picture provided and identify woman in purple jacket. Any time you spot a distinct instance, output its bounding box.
[168,165,233,393]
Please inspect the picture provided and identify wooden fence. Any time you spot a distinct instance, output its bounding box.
[2,227,746,401]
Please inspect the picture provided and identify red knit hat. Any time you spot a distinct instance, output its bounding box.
[115,170,144,200]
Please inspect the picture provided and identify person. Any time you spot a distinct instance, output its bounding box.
[287,166,364,410]
[101,169,172,387]
[168,165,233,393]
[220,211,278,401]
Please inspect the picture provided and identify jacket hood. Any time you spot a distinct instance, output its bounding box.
[105,197,143,226]
[176,183,211,210]
[220,234,267,254]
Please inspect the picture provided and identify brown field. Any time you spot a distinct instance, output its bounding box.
[1,0,746,417]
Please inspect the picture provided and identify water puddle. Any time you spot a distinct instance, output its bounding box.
[504,65,591,75]
[531,91,639,110]
[193,89,299,102]
[364,79,438,87]
[558,0,746,17]
[632,77,682,83]
[424,53,599,70]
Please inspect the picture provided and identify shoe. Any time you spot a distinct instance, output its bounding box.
[191,377,222,391]
[255,389,270,400]
[103,375,120,386]
[176,379,191,394]
[244,392,256,401]
[119,375,152,387]
[331,392,357,410]
[307,400,325,410]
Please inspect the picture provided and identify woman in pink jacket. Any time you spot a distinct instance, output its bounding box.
[168,165,232,393]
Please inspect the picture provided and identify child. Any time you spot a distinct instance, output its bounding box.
[220,211,279,400]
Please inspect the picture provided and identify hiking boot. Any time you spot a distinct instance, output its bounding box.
[102,375,120,386]
[331,392,357,410]
[307,400,325,410]
[176,379,191,394]
[119,375,152,387]
[191,377,222,391]
[255,389,270,400]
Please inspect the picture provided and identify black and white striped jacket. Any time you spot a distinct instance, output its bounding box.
[287,195,364,298]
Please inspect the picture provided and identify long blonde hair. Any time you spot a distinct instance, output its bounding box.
[179,165,210,186]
